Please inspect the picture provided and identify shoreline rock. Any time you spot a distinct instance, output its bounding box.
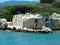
[0,18,8,30]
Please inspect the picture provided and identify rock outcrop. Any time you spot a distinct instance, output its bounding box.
[42,26,52,32]
[0,18,7,30]
[7,13,60,31]
[43,16,57,29]
[12,13,42,29]
[51,13,60,29]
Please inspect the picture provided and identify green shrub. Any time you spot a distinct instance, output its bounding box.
[52,2,60,8]
[3,5,38,21]
[40,0,54,3]
[34,8,60,15]
[1,5,60,21]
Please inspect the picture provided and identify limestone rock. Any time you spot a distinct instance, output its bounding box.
[42,26,52,32]
[51,13,60,19]
[51,13,60,29]
[0,18,7,30]
[12,13,42,29]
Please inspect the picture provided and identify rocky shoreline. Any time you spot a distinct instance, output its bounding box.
[0,13,60,33]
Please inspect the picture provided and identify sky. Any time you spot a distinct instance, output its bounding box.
[0,0,39,2]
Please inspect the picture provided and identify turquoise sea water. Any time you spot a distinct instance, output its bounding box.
[0,31,60,45]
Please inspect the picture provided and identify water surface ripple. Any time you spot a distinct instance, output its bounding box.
[0,31,60,45]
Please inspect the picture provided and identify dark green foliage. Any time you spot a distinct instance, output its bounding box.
[4,5,38,14]
[3,5,38,21]
[34,8,60,15]
[40,0,54,3]
[0,4,60,21]
[52,2,60,8]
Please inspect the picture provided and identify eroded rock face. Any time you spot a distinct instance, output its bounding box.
[8,13,60,30]
[51,13,60,29]
[51,13,60,19]
[45,16,57,29]
[12,13,42,29]
[0,18,7,30]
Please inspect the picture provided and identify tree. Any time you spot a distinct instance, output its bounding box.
[3,5,38,21]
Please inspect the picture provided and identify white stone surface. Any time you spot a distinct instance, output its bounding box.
[8,13,60,30]
[0,18,7,29]
[51,13,60,20]
[51,13,60,28]
[42,26,52,32]
[12,13,42,29]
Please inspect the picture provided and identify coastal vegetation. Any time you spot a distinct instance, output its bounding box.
[1,5,38,21]
[0,2,60,21]
[40,0,54,3]
[52,2,60,8]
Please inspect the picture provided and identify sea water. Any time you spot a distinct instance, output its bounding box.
[0,31,60,45]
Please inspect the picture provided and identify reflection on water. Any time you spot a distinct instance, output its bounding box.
[0,30,60,45]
